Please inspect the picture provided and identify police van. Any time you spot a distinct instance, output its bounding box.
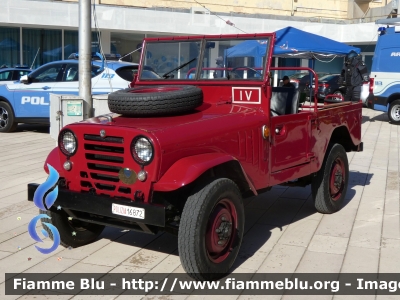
[370,18,400,124]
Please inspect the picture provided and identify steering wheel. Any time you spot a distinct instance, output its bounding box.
[229,66,262,79]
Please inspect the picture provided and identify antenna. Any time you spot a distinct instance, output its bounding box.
[119,47,142,61]
[30,47,40,69]
[192,0,248,34]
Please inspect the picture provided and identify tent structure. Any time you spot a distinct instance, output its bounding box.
[274,27,360,59]
[225,39,268,68]
[225,26,361,64]
[43,44,78,58]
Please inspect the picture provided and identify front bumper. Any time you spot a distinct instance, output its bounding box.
[27,183,166,234]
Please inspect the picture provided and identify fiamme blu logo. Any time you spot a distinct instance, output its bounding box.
[28,164,61,254]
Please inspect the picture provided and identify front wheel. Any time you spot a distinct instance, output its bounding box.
[40,209,104,248]
[178,178,244,281]
[388,100,400,124]
[311,144,349,214]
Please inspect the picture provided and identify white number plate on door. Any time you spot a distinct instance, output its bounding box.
[112,203,145,220]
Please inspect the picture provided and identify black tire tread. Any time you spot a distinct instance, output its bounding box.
[108,85,203,116]
[311,144,349,214]
[0,101,17,133]
[39,209,104,248]
[388,99,400,124]
[178,178,243,281]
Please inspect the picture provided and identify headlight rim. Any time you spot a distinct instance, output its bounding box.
[131,135,154,166]
[58,129,78,157]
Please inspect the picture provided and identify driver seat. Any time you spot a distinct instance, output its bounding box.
[270,87,300,116]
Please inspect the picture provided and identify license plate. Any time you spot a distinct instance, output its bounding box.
[112,203,145,220]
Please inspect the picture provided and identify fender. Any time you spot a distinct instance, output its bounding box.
[43,147,65,177]
[153,153,257,194]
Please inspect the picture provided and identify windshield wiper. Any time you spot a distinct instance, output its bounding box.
[162,58,196,79]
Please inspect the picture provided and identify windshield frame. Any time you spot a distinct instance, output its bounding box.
[137,36,272,82]
[138,38,203,81]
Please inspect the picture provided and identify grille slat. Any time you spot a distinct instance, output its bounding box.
[85,159,122,168]
[95,183,116,191]
[87,163,121,173]
[85,153,124,164]
[84,134,124,144]
[84,144,124,154]
[90,173,120,183]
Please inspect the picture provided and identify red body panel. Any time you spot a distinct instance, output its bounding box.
[46,33,362,205]
[153,153,257,194]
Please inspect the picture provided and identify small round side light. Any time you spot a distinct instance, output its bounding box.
[137,170,147,182]
[63,161,72,171]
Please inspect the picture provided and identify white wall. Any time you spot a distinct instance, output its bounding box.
[0,0,380,44]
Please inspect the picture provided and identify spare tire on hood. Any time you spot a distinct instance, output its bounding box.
[108,85,203,116]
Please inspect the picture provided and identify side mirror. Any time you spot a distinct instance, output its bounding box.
[20,75,29,84]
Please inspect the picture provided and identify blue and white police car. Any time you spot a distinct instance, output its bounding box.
[0,65,31,86]
[0,54,160,132]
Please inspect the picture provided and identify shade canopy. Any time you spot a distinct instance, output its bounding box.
[274,27,360,59]
[225,27,361,64]
[225,39,268,67]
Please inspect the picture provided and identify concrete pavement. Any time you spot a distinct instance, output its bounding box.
[0,108,398,299]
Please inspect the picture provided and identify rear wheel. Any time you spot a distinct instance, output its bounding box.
[311,144,349,214]
[0,102,17,133]
[40,209,104,248]
[388,100,400,124]
[178,178,244,281]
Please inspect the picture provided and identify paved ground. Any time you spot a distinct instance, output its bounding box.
[0,108,399,300]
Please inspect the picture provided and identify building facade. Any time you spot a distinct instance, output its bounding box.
[0,0,397,73]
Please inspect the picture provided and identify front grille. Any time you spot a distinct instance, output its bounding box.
[80,134,131,198]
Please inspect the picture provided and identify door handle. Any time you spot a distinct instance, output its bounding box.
[42,86,51,90]
[275,126,285,135]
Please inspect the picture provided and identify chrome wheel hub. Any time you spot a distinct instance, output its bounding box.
[0,107,9,129]
[391,104,400,122]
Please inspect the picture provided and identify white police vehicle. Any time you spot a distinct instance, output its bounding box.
[0,66,31,86]
[370,19,400,124]
[0,54,160,132]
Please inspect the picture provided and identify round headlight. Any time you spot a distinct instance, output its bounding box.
[59,130,77,156]
[131,136,154,165]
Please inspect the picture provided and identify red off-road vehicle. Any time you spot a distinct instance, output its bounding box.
[28,33,363,280]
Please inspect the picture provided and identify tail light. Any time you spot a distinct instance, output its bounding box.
[318,83,329,88]
[369,78,374,93]
[290,79,299,88]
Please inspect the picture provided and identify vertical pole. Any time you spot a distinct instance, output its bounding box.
[79,0,93,118]
[308,58,315,107]
[61,29,64,60]
[20,27,23,65]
